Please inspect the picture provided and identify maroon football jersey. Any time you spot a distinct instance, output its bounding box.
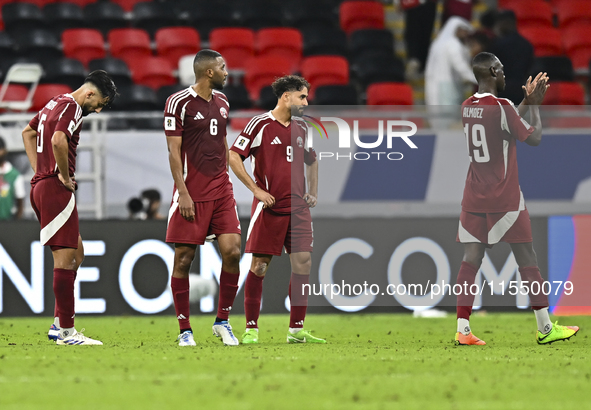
[164,87,232,202]
[230,111,317,215]
[29,94,82,186]
[461,92,534,213]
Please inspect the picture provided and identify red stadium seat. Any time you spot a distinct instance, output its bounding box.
[0,84,28,112]
[504,0,553,28]
[556,0,591,28]
[111,0,145,13]
[209,28,255,70]
[543,81,585,105]
[562,25,591,72]
[62,29,105,67]
[155,27,200,66]
[300,56,349,99]
[57,0,96,7]
[244,56,293,101]
[519,27,563,57]
[339,1,384,34]
[108,28,152,66]
[128,56,176,90]
[256,28,303,71]
[22,0,57,7]
[366,82,413,105]
[31,83,72,112]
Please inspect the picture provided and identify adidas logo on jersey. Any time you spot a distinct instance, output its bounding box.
[271,137,282,145]
[194,112,204,120]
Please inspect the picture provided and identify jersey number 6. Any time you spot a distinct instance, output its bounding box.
[210,118,217,135]
[464,123,490,163]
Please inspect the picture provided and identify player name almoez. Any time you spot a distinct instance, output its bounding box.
[463,107,484,119]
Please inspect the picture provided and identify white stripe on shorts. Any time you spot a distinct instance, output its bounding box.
[40,192,76,245]
[246,201,264,241]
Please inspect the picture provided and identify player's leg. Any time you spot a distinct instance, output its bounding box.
[510,242,579,344]
[211,233,241,346]
[171,243,197,346]
[455,242,487,345]
[242,254,273,344]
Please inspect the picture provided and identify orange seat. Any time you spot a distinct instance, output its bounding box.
[155,27,200,66]
[62,28,105,67]
[256,28,302,71]
[108,28,152,66]
[556,0,591,28]
[244,56,293,101]
[543,81,585,105]
[32,83,72,112]
[339,1,384,34]
[209,28,255,70]
[128,56,176,90]
[561,25,591,72]
[366,82,413,105]
[300,55,349,99]
[519,27,563,57]
[504,0,553,28]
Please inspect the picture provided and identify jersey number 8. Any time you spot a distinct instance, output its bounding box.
[464,123,490,163]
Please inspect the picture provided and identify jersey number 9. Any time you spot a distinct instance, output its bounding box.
[464,123,490,163]
[286,146,293,162]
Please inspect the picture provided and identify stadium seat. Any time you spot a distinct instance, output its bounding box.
[128,56,176,90]
[302,26,348,57]
[519,27,563,57]
[503,0,553,28]
[313,85,358,105]
[31,83,73,112]
[351,50,405,88]
[0,56,38,83]
[0,31,16,61]
[0,63,42,112]
[366,82,414,105]
[157,83,188,110]
[62,29,105,67]
[349,29,394,56]
[256,28,303,71]
[542,81,585,105]
[561,25,591,73]
[155,27,200,66]
[209,28,255,70]
[20,0,57,7]
[42,57,86,90]
[339,1,385,34]
[58,0,96,7]
[530,56,574,82]
[89,57,133,88]
[556,0,591,29]
[177,0,233,39]
[219,84,252,110]
[0,84,29,112]
[2,2,45,37]
[257,85,277,110]
[108,28,153,66]
[233,0,283,30]
[44,2,85,36]
[300,56,350,95]
[83,1,127,35]
[112,0,145,13]
[111,84,160,111]
[282,0,337,30]
[244,56,293,101]
[132,1,177,37]
[13,29,62,64]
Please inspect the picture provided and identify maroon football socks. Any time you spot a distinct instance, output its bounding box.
[289,272,310,328]
[53,268,76,329]
[456,261,479,320]
[216,270,239,321]
[171,276,191,330]
[244,270,264,329]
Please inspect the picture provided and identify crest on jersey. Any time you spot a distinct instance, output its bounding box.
[220,107,228,119]
[297,136,303,148]
[233,136,250,150]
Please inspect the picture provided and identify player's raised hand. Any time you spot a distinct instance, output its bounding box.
[523,72,549,104]
[58,173,75,193]
[526,74,549,106]
[303,193,317,208]
[178,192,195,221]
[254,187,275,208]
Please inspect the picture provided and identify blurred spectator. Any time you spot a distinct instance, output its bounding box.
[478,9,498,42]
[401,0,438,77]
[466,32,490,60]
[127,197,146,220]
[127,188,164,220]
[425,16,476,106]
[0,137,25,220]
[489,10,533,104]
[442,0,473,24]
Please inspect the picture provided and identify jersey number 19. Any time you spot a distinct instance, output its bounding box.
[464,123,490,163]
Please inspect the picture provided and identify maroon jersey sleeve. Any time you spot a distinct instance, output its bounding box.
[163,91,186,137]
[231,114,270,158]
[29,111,40,130]
[54,102,82,139]
[498,99,534,143]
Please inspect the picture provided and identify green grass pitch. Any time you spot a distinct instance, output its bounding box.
[0,313,589,410]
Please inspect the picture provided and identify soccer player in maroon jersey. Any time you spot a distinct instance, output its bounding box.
[229,75,326,344]
[164,50,242,346]
[455,52,579,345]
[21,70,118,345]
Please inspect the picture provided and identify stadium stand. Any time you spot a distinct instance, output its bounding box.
[244,56,293,101]
[62,29,106,67]
[257,85,278,110]
[501,0,554,29]
[14,29,62,63]
[108,28,153,66]
[555,0,591,29]
[2,2,45,37]
[234,0,283,30]
[128,56,176,90]
[216,83,252,110]
[519,26,563,57]
[300,55,350,97]
[349,29,395,56]
[83,1,127,35]
[132,1,177,37]
[112,0,146,13]
[256,28,303,72]
[339,1,385,34]
[42,57,86,90]
[155,27,200,67]
[313,84,358,105]
[351,50,405,88]
[543,81,585,105]
[561,25,591,73]
[366,82,414,105]
[43,2,85,36]
[209,28,255,71]
[302,26,348,57]
[88,57,133,88]
[282,0,337,30]
[31,83,73,112]
[176,0,233,39]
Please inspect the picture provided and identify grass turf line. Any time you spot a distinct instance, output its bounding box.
[0,313,589,410]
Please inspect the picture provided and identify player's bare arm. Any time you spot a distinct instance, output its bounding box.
[21,124,38,173]
[51,131,75,192]
[523,76,548,146]
[304,160,318,208]
[166,135,195,221]
[228,150,275,208]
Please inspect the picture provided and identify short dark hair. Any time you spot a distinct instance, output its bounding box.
[472,52,497,68]
[85,70,118,107]
[141,189,161,202]
[193,49,223,77]
[271,75,310,99]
